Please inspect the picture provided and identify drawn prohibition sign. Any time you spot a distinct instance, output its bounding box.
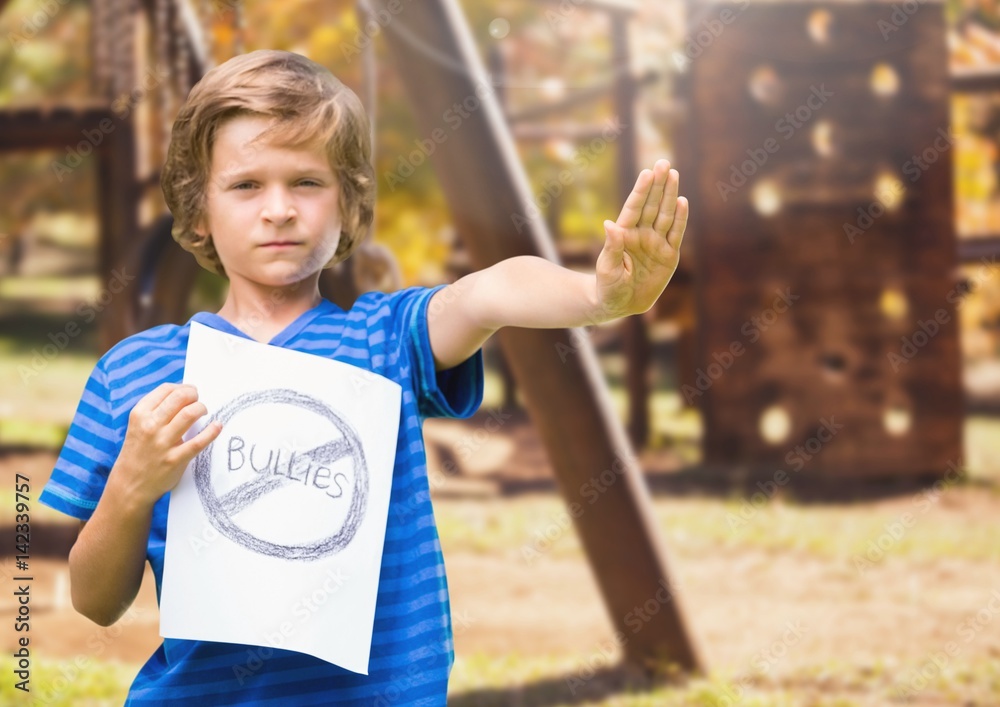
[194,388,369,561]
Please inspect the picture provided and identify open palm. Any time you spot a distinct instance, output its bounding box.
[595,159,688,320]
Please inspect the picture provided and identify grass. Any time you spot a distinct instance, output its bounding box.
[0,418,72,450]
[0,655,139,706]
[0,344,93,447]
[447,651,1000,706]
[435,485,1000,565]
[8,652,994,706]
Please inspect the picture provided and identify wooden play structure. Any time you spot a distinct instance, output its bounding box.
[680,1,967,478]
[677,0,1000,479]
[5,0,1000,680]
[0,0,216,345]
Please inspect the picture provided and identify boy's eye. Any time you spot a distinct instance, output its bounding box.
[230,180,323,190]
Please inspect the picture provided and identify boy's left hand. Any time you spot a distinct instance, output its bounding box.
[595,159,688,321]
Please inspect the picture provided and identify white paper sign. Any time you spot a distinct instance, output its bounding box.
[160,321,401,674]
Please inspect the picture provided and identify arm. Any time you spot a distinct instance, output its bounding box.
[426,256,599,371]
[428,159,688,371]
[68,470,156,626]
[68,383,221,626]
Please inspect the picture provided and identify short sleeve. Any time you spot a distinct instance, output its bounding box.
[38,358,121,520]
[394,284,485,420]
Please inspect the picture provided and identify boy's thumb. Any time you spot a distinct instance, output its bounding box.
[604,220,623,250]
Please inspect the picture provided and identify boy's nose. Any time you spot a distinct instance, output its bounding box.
[261,187,296,224]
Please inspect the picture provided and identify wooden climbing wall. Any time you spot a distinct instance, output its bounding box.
[682,0,963,478]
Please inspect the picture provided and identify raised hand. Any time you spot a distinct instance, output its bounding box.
[594,159,688,321]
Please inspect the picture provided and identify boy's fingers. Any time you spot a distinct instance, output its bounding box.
[132,382,181,418]
[163,400,210,444]
[615,169,653,228]
[602,221,624,261]
[638,160,670,228]
[176,419,222,465]
[665,197,689,252]
[150,385,199,427]
[652,170,680,234]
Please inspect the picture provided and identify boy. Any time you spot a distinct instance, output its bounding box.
[39,49,687,705]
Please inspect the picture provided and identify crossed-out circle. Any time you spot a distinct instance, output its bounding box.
[194,388,368,561]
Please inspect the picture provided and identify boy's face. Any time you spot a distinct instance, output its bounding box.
[195,115,342,289]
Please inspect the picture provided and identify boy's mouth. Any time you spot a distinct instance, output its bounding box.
[260,240,302,248]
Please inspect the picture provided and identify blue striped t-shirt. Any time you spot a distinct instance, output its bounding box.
[39,284,484,706]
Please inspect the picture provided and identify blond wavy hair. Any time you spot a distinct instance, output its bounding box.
[161,49,375,277]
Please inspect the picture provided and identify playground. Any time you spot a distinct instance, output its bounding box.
[2,0,1000,704]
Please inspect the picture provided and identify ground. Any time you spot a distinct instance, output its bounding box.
[1,412,999,706]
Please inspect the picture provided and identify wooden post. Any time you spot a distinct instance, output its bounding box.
[373,0,703,673]
[610,11,652,450]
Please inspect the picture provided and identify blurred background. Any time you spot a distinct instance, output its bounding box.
[1,0,1000,704]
